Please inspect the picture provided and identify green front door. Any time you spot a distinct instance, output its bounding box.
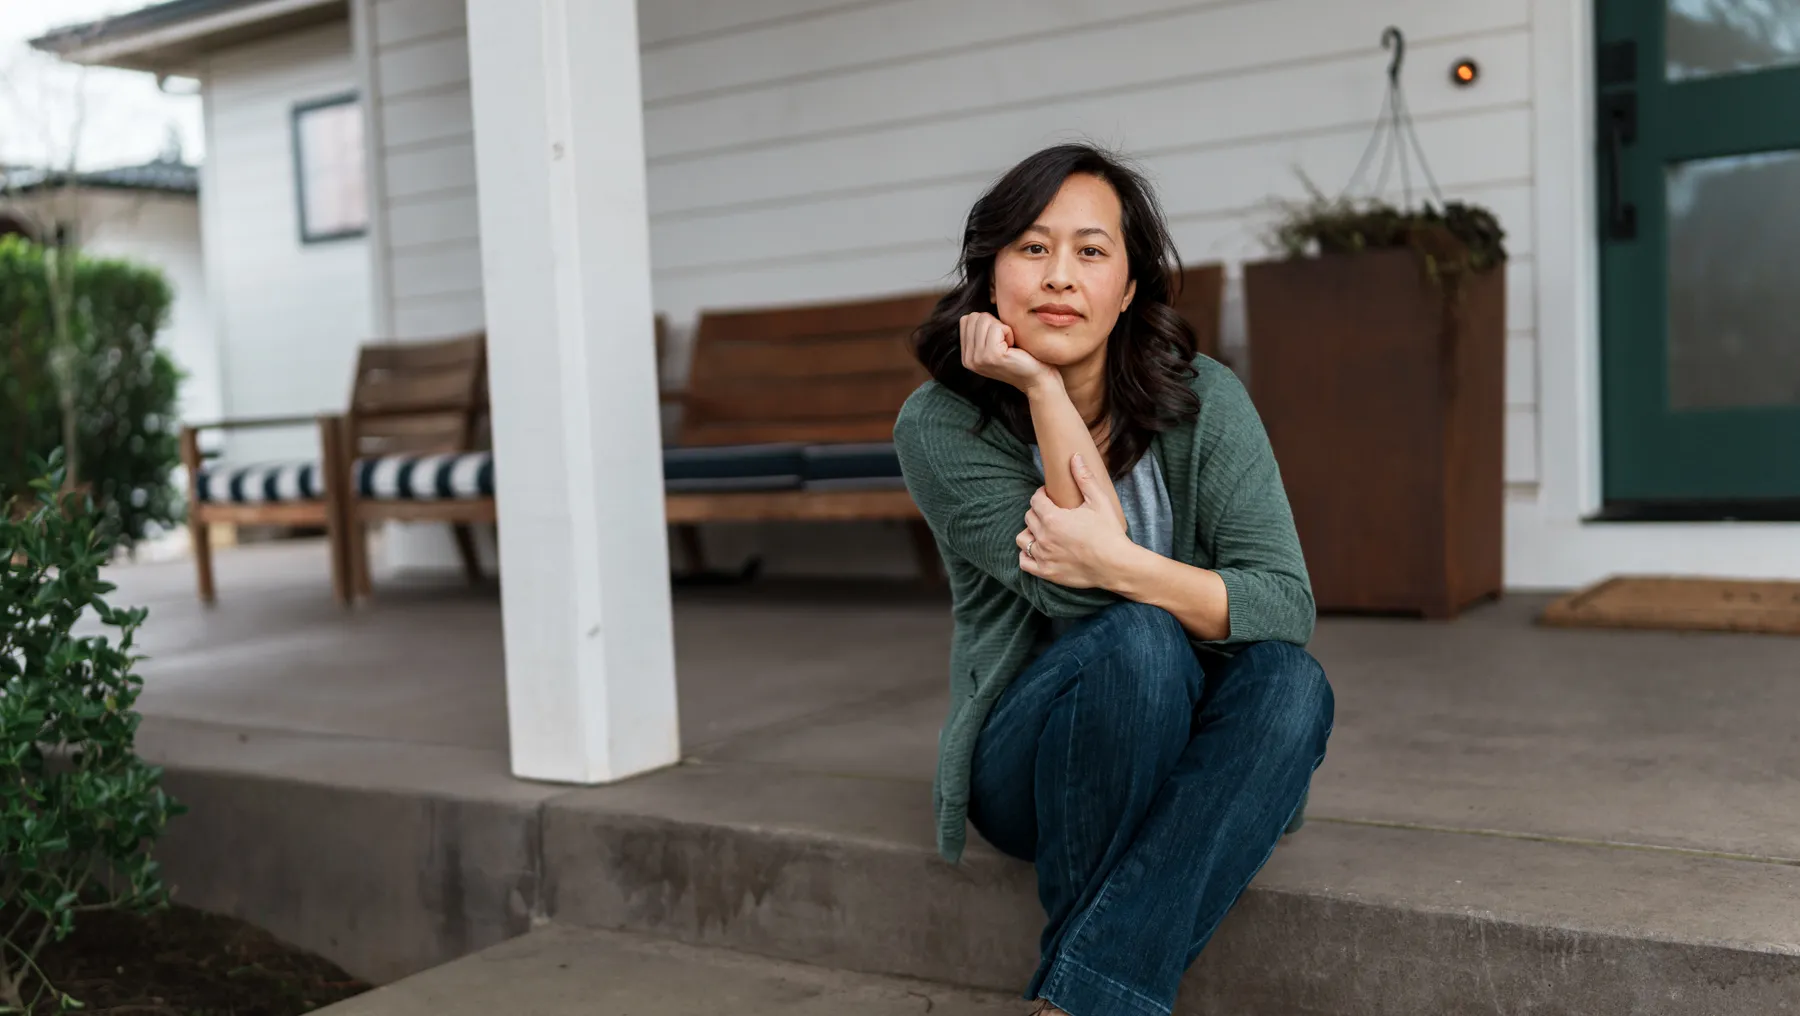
[1597,0,1800,514]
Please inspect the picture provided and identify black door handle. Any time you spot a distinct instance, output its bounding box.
[1602,92,1638,240]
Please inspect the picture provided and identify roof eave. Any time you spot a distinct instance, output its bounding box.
[31,0,347,76]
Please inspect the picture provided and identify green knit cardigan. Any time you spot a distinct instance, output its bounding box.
[893,356,1316,862]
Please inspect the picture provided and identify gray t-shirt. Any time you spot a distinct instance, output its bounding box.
[1030,446,1174,558]
[1030,446,1174,640]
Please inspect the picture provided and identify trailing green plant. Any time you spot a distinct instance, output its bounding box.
[0,237,181,548]
[1266,188,1509,283]
[1,453,183,1013]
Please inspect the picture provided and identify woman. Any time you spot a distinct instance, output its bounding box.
[893,144,1334,1016]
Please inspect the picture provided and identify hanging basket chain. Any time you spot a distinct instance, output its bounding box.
[1265,23,1508,276]
[1344,27,1445,210]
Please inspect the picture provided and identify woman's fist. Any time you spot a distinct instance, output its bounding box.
[959,312,1056,393]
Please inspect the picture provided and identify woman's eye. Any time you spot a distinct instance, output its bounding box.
[1081,246,1104,257]
[1023,243,1048,254]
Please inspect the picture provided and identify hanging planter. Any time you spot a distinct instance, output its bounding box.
[1244,28,1509,619]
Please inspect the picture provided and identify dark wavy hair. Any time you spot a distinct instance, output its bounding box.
[913,143,1202,477]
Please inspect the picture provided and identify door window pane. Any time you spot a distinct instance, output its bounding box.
[1666,149,1800,409]
[1667,0,1800,81]
[293,95,367,243]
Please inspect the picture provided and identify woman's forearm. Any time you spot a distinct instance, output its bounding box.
[1104,542,1231,640]
[1027,378,1124,518]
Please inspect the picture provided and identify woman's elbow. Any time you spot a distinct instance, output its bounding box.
[1032,582,1114,620]
[1284,577,1317,645]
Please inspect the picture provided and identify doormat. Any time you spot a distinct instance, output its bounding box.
[1539,576,1800,635]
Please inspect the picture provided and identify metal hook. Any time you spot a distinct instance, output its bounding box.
[1382,26,1405,84]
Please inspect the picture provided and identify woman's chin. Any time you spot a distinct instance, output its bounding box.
[1016,335,1103,368]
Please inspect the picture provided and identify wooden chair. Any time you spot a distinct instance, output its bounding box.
[337,334,493,600]
[179,414,353,604]
[663,291,943,579]
[178,334,490,606]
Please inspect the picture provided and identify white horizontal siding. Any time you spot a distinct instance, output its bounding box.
[381,138,477,199]
[386,191,479,247]
[392,290,485,335]
[367,0,479,339]
[649,109,1531,274]
[372,0,465,47]
[379,89,474,148]
[374,34,470,99]
[637,0,885,49]
[352,0,1545,500]
[642,0,1245,101]
[634,0,1543,487]
[645,32,1529,215]
[201,21,371,464]
[644,0,1527,161]
[389,243,483,300]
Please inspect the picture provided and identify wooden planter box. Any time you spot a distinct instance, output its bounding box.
[1172,263,1226,364]
[1244,247,1505,618]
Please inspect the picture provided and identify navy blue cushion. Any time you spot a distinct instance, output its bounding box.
[800,442,906,491]
[664,443,804,493]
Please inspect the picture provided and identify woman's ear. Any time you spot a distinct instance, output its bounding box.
[1120,278,1137,313]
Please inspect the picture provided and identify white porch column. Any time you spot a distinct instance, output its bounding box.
[464,0,678,782]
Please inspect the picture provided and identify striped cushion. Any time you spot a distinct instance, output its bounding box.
[356,452,494,501]
[800,442,906,491]
[195,461,325,504]
[197,444,900,505]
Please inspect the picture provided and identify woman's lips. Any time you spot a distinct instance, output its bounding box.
[1033,306,1083,327]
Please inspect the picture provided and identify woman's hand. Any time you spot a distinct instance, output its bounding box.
[960,312,1057,394]
[1016,454,1134,589]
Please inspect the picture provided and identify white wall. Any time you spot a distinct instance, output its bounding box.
[77,190,220,430]
[347,0,1797,587]
[199,21,371,464]
[625,0,1546,578]
[347,0,1541,580]
[358,0,481,339]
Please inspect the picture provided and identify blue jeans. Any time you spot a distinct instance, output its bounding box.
[968,601,1334,1016]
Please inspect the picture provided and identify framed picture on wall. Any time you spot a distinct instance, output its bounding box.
[291,93,368,244]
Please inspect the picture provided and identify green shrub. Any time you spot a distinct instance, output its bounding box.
[0,237,181,548]
[0,454,182,1013]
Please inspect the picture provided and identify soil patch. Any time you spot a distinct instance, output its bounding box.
[18,903,370,1015]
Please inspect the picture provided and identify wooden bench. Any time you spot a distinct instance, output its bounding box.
[179,334,490,605]
[177,276,1221,602]
[662,291,942,578]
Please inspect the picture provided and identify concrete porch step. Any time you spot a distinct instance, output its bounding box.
[540,762,1800,1016]
[140,713,1800,1014]
[314,925,1019,1016]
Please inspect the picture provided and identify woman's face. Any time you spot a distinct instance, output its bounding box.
[990,172,1137,369]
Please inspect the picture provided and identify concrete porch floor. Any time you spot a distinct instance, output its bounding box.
[101,538,1800,1014]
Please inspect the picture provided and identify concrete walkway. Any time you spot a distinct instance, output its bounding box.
[100,540,1800,1014]
[316,925,1016,1016]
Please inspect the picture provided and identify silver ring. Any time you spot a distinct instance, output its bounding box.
[1025,539,1037,559]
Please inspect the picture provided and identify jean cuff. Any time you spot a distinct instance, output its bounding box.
[1037,955,1172,1016]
